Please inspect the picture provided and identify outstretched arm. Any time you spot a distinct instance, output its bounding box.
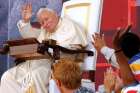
[112,26,136,85]
[92,33,119,68]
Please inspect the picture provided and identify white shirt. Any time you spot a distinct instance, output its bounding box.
[100,46,119,68]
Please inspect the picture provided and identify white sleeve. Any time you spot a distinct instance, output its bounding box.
[59,16,88,47]
[17,20,41,38]
[100,46,119,68]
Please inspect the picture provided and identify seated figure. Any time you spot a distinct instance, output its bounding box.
[0,4,87,93]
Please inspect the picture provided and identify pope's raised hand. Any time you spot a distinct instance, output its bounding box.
[21,3,32,23]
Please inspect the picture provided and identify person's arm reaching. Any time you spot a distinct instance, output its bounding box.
[92,33,119,68]
[112,27,136,85]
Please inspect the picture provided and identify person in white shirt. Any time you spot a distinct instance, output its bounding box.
[92,33,119,69]
[18,3,100,92]
[0,4,87,93]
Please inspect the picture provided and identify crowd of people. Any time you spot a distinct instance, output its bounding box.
[93,27,140,92]
[0,0,140,93]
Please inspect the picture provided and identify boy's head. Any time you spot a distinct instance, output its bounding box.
[52,58,81,92]
[119,32,140,58]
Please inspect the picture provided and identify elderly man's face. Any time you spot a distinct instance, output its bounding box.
[37,10,59,32]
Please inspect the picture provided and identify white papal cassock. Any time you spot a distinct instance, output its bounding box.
[0,16,87,93]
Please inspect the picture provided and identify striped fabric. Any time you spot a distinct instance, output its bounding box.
[121,84,140,93]
[128,53,140,83]
[121,53,140,93]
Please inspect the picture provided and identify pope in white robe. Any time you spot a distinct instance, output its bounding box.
[0,5,87,93]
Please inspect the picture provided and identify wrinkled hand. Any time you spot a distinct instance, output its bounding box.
[104,67,116,93]
[92,33,106,52]
[113,25,132,50]
[21,3,32,23]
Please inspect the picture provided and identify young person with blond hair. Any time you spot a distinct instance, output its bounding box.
[52,58,82,93]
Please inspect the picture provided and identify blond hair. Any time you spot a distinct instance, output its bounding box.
[53,58,81,89]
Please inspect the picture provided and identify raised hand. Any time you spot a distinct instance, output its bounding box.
[104,67,116,93]
[92,33,106,52]
[21,3,32,23]
[113,25,132,51]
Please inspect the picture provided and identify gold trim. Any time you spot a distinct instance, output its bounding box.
[65,3,90,9]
